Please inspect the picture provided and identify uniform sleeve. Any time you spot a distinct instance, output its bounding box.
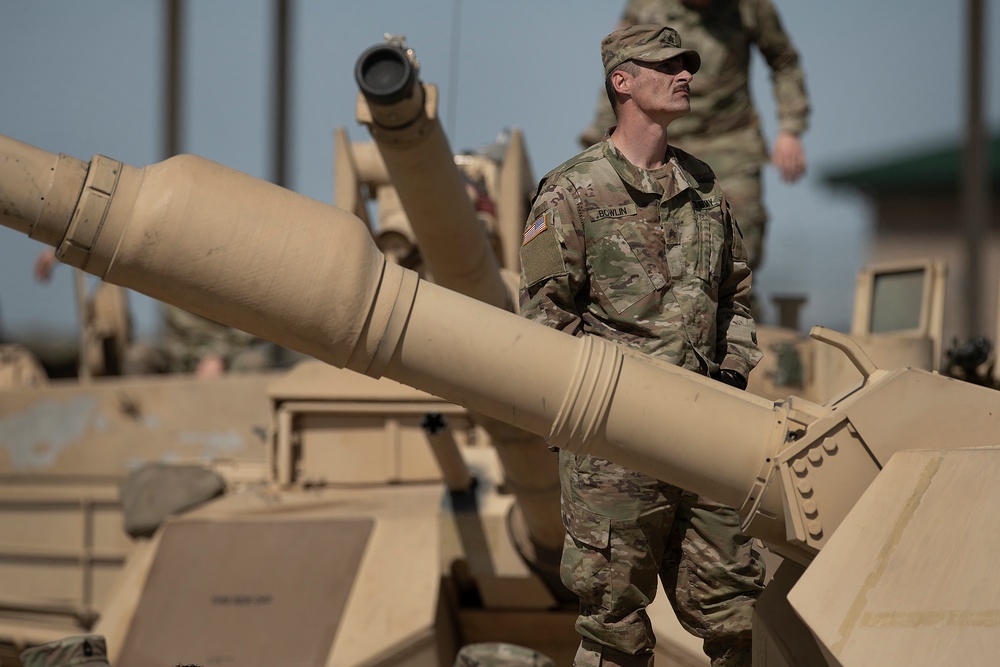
[715,196,763,378]
[752,0,810,136]
[518,180,587,337]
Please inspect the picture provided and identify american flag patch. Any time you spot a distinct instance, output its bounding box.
[523,212,549,246]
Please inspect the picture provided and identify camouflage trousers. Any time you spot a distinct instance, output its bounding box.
[714,169,764,273]
[559,450,765,667]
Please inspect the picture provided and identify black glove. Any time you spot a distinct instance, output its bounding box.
[714,369,747,391]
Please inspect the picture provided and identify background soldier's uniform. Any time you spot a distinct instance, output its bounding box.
[454,642,556,667]
[19,635,111,667]
[580,0,810,270]
[160,305,272,373]
[125,304,274,374]
[519,138,765,666]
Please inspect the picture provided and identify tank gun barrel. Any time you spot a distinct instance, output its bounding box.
[0,134,776,514]
[9,135,1000,571]
[354,43,512,311]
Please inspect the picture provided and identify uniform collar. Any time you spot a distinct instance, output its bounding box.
[602,136,694,200]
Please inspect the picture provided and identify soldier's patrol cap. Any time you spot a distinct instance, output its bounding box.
[601,24,701,78]
[20,635,111,667]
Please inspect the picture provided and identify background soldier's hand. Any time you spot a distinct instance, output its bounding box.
[33,249,58,283]
[196,354,225,378]
[771,131,806,183]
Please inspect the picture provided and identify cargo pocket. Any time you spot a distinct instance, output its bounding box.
[590,229,655,314]
[561,497,612,610]
[693,198,725,284]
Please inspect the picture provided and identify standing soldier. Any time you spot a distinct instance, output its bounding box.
[580,0,810,274]
[521,24,765,667]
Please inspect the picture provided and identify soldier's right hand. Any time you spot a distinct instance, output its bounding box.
[772,132,806,183]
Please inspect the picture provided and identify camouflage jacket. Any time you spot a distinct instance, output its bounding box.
[519,139,761,380]
[624,0,810,141]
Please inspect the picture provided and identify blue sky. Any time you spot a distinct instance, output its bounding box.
[1,0,997,341]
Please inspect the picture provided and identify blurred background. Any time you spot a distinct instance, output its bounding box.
[0,0,997,355]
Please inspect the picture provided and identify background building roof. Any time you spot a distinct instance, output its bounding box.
[825,132,1000,195]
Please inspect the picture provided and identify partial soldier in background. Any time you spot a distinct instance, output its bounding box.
[33,248,275,378]
[19,635,111,667]
[580,0,810,274]
[453,642,555,667]
[135,304,274,377]
[0,342,48,389]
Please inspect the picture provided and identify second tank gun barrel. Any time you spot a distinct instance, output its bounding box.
[355,43,419,109]
[354,40,561,588]
[354,42,512,311]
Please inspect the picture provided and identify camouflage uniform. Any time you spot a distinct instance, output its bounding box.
[161,305,271,373]
[454,643,556,667]
[125,304,273,375]
[580,0,810,270]
[519,136,765,666]
[19,635,111,667]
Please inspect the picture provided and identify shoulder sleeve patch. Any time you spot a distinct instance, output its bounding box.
[523,210,550,246]
[520,209,567,287]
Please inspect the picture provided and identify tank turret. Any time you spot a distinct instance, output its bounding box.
[5,132,1000,665]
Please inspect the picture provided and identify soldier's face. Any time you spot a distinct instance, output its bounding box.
[630,57,693,121]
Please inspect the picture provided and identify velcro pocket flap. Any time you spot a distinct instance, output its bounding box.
[562,497,611,550]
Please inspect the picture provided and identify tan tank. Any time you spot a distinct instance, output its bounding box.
[3,39,1000,667]
[0,38,580,666]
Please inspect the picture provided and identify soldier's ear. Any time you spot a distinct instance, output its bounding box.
[610,69,631,97]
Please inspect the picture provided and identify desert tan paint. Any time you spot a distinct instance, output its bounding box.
[787,448,1000,666]
[8,133,1000,573]
[0,133,779,513]
[354,59,566,562]
[357,81,511,311]
[333,127,373,226]
[496,128,534,273]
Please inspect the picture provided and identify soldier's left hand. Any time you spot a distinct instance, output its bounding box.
[715,369,748,391]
